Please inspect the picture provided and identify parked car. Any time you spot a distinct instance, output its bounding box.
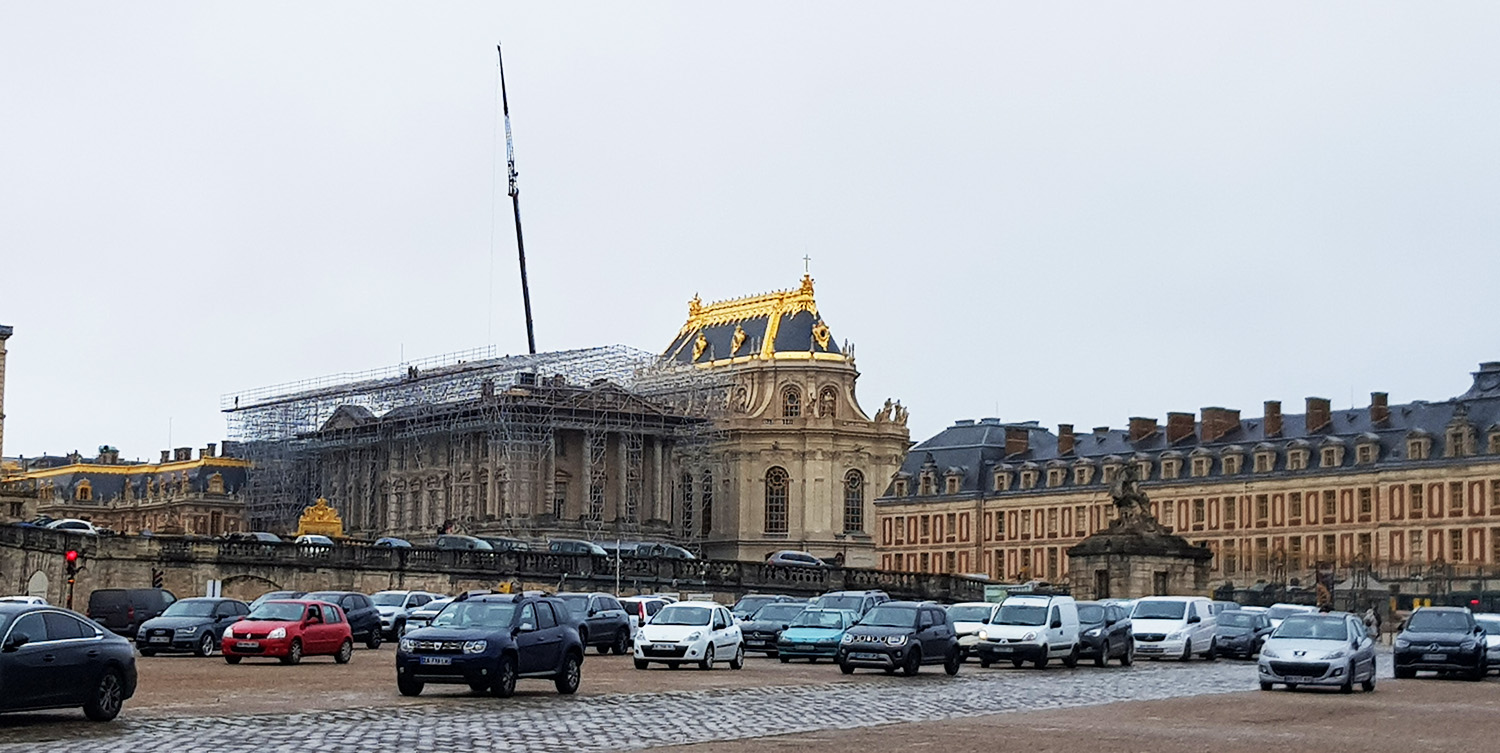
[228,532,283,543]
[402,597,454,635]
[633,541,696,560]
[765,550,827,568]
[1077,600,1134,667]
[974,594,1081,669]
[45,518,101,535]
[1265,603,1318,629]
[1474,613,1500,674]
[303,591,383,648]
[482,536,532,552]
[87,588,178,637]
[249,590,306,611]
[633,601,744,670]
[396,593,584,697]
[945,602,1002,659]
[1258,612,1377,692]
[1393,606,1488,680]
[619,596,673,645]
[0,596,47,605]
[373,590,446,639]
[776,608,856,662]
[731,593,800,622]
[435,534,493,551]
[556,592,631,654]
[740,601,810,655]
[548,538,607,556]
[1210,600,1242,615]
[811,590,889,620]
[0,602,138,721]
[135,597,249,657]
[374,537,412,548]
[295,534,336,547]
[1131,596,1218,661]
[222,599,354,665]
[836,601,959,676]
[1215,609,1274,659]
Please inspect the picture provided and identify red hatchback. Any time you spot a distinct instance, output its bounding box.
[222,600,354,665]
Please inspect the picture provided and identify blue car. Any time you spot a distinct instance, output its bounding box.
[776,608,857,662]
[396,593,584,697]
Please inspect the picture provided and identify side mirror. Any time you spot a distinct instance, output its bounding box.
[1187,615,1201,624]
[3,635,28,652]
[1104,618,1116,627]
[1476,625,1485,635]
[1050,620,1062,629]
[518,622,536,633]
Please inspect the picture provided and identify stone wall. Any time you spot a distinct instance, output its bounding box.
[1068,552,1210,601]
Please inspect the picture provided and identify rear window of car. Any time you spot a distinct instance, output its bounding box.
[1407,610,1473,632]
[1077,605,1105,624]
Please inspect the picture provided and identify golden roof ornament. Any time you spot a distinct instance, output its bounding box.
[812,318,831,350]
[692,331,708,361]
[731,323,747,354]
[295,497,344,538]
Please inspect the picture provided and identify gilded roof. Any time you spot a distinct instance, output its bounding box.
[662,275,846,366]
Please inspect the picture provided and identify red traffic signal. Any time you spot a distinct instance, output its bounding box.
[65,550,79,563]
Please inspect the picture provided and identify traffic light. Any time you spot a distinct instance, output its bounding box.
[65,549,79,578]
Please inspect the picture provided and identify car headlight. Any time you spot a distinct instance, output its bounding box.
[977,630,989,641]
[685,632,702,643]
[1168,630,1186,641]
[886,634,908,646]
[463,640,488,654]
[1394,638,1409,649]
[137,629,148,640]
[399,638,415,653]
[223,626,235,639]
[841,634,855,645]
[1261,648,1279,659]
[267,627,286,640]
[1022,632,1037,642]
[1461,639,1478,650]
[176,628,197,637]
[1320,650,1347,661]
[1084,629,1101,638]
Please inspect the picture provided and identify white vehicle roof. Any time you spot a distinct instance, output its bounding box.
[666,600,722,609]
[1135,595,1207,602]
[950,601,999,609]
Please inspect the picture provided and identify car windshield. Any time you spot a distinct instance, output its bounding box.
[1133,601,1187,620]
[1266,606,1306,620]
[1274,615,1348,640]
[1076,605,1106,624]
[859,606,916,628]
[790,611,846,629]
[430,602,517,629]
[1407,610,1472,632]
[417,600,452,614]
[1475,616,1500,633]
[1218,612,1257,628]
[947,605,995,623]
[558,595,590,615]
[752,604,806,622]
[247,602,306,621]
[160,600,218,618]
[372,593,409,607]
[249,592,296,609]
[654,605,711,626]
[734,596,777,613]
[816,595,863,611]
[996,604,1048,626]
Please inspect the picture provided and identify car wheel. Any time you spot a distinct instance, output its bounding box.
[82,669,126,722]
[392,618,405,638]
[335,639,353,664]
[194,632,216,658]
[1179,640,1192,662]
[1340,664,1355,694]
[1120,640,1135,667]
[700,645,715,671]
[224,655,242,664]
[1204,640,1217,661]
[1259,681,1273,691]
[1062,644,1079,669]
[902,648,922,676]
[944,648,961,676]
[555,652,582,694]
[1361,672,1376,692]
[492,655,518,698]
[839,660,855,675]
[634,659,650,670]
[612,630,630,656]
[1033,654,1048,670]
[979,656,993,669]
[1394,666,1416,679]
[596,643,610,655]
[1469,662,1488,682]
[398,677,424,696]
[365,630,382,650]
[1094,649,1108,668]
[138,648,156,658]
[281,639,303,665]
[729,644,745,670]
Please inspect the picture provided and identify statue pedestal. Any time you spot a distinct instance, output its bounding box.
[1067,515,1212,600]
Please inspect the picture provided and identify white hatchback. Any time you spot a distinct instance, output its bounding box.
[634,601,744,670]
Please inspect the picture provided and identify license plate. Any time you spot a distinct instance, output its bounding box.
[746,640,765,646]
[150,636,171,643]
[236,641,259,649]
[1285,675,1315,684]
[652,643,675,651]
[991,646,1013,653]
[1422,653,1447,661]
[419,656,452,666]
[851,652,883,661]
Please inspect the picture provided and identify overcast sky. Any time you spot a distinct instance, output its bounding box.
[3,2,1498,462]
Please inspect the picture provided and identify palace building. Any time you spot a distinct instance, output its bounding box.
[875,362,1500,586]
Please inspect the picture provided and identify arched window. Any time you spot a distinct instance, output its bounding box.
[818,386,838,418]
[764,467,789,534]
[207,472,226,495]
[75,479,92,502]
[700,469,714,537]
[843,469,864,533]
[781,386,802,418]
[679,471,694,535]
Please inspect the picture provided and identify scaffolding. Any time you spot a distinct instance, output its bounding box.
[222,344,731,551]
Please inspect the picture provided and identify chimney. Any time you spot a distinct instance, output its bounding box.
[1004,427,1030,457]
[1057,424,1076,456]
[1166,412,1196,444]
[1128,417,1159,442]
[160,450,171,464]
[1306,397,1332,433]
[174,447,192,462]
[1370,392,1390,427]
[1264,401,1283,437]
[205,443,217,458]
[1200,407,1241,443]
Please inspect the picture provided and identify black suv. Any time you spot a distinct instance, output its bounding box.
[1394,606,1488,680]
[836,601,960,676]
[86,588,177,637]
[396,593,585,697]
[740,601,809,655]
[1215,609,1273,660]
[555,592,631,654]
[304,591,383,649]
[1077,601,1134,667]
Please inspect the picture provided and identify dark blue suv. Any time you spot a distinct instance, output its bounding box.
[396,594,584,697]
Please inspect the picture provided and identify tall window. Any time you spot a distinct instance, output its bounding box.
[700,470,714,537]
[679,472,694,535]
[818,386,838,418]
[781,386,801,418]
[843,469,865,533]
[765,467,789,534]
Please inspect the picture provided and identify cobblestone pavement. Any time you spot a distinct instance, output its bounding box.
[0,655,1395,752]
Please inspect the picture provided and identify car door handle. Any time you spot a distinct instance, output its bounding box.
[87,650,100,658]
[42,654,55,662]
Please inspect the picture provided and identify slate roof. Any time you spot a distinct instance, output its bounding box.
[880,362,1500,502]
[662,275,844,365]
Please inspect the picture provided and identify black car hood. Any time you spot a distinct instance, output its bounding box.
[1216,626,1253,636]
[140,616,214,631]
[846,625,914,640]
[742,619,791,633]
[1401,629,1474,646]
[404,627,513,643]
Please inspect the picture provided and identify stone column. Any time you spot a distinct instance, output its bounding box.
[652,439,664,521]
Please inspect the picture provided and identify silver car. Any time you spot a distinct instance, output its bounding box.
[1257,612,1377,693]
[1475,613,1500,674]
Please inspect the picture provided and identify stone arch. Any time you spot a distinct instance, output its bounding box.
[220,573,282,601]
[26,570,49,601]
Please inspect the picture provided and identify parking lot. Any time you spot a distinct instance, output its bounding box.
[0,647,1444,752]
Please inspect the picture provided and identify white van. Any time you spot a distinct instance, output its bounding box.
[1131,596,1217,660]
[972,594,1080,669]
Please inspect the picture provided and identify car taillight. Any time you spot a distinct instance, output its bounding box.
[638,603,647,620]
[128,606,136,621]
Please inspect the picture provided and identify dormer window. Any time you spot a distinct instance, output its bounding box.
[1446,428,1474,458]
[1135,460,1152,480]
[1253,449,1274,473]
[893,478,909,497]
[1046,468,1064,488]
[207,472,226,494]
[993,472,1012,492]
[1287,449,1309,471]
[1101,458,1122,484]
[1019,469,1039,490]
[1355,442,1377,465]
[919,472,935,496]
[1408,435,1432,460]
[945,475,961,495]
[1222,454,1243,475]
[75,479,93,502]
[1191,456,1211,478]
[1320,446,1344,468]
[1161,458,1181,480]
[1073,463,1094,486]
[1489,429,1500,455]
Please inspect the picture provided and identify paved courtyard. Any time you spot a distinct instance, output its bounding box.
[0,650,1326,753]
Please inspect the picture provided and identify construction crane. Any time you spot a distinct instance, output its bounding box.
[498,43,537,355]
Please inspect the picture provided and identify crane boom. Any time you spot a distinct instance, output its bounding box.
[498,43,537,355]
